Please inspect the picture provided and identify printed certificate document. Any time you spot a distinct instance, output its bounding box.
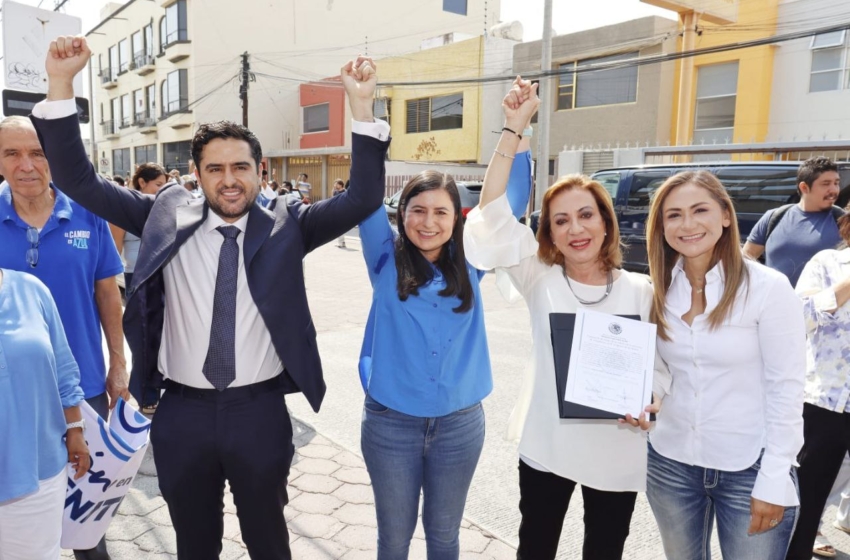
[563,308,656,417]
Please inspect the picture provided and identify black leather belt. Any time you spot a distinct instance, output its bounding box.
[164,375,283,400]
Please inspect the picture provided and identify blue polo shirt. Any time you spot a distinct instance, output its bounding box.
[0,183,124,399]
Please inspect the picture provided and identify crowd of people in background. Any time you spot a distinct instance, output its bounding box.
[2,33,850,560]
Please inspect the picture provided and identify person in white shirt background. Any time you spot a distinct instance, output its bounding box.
[259,169,277,205]
[464,77,667,560]
[644,170,806,559]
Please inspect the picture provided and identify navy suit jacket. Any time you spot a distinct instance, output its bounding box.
[31,113,389,412]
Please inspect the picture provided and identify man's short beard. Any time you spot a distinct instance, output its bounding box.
[207,192,257,220]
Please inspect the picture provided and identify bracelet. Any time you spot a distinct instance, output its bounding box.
[494,150,515,159]
[66,419,86,431]
[501,126,522,139]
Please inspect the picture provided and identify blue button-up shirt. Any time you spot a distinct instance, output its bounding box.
[0,269,84,502]
[357,151,532,417]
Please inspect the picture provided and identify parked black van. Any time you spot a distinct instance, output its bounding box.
[529,162,850,272]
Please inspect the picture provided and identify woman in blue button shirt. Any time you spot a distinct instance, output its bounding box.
[0,268,90,559]
[357,133,531,559]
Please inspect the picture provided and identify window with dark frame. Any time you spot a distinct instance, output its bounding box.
[108,45,118,81]
[161,69,189,116]
[161,0,188,50]
[120,94,131,127]
[430,93,463,131]
[118,39,130,73]
[556,52,638,110]
[405,93,464,134]
[112,148,131,178]
[162,141,192,174]
[132,31,144,68]
[134,144,157,166]
[303,103,330,134]
[133,89,145,124]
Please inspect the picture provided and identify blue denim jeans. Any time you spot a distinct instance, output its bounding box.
[360,394,485,560]
[646,443,798,560]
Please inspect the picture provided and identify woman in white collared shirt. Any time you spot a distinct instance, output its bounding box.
[645,170,806,559]
[785,210,850,560]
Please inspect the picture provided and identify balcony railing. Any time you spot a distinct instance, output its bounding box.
[99,68,116,84]
[133,53,155,68]
[101,120,117,136]
[134,111,157,128]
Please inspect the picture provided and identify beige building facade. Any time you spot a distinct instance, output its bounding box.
[514,16,678,174]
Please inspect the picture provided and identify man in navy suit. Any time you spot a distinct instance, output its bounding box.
[34,36,390,560]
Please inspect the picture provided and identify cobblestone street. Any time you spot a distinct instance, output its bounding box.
[62,413,515,559]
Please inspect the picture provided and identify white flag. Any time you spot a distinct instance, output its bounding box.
[61,398,151,550]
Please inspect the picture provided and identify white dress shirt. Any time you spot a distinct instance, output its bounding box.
[464,194,671,492]
[32,97,391,387]
[651,258,806,507]
[158,212,282,388]
[795,248,850,412]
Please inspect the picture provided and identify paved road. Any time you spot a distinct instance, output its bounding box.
[291,238,850,560]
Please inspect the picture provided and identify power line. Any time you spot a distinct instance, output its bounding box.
[378,18,850,87]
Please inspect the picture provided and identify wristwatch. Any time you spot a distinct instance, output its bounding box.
[66,419,86,431]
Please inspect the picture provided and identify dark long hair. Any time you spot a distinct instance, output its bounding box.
[395,171,474,313]
[131,163,167,191]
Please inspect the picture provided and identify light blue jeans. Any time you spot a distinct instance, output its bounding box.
[360,394,485,560]
[646,443,798,560]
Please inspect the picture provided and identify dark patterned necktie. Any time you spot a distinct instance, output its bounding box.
[202,225,240,390]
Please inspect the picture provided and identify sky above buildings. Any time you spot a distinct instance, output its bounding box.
[2,0,677,46]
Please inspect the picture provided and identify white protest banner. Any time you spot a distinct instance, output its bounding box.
[1,0,83,95]
[61,398,151,550]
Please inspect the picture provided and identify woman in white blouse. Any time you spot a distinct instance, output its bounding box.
[464,79,666,559]
[785,209,850,560]
[645,170,806,559]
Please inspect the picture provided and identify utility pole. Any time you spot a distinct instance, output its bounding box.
[534,0,553,210]
[240,51,250,127]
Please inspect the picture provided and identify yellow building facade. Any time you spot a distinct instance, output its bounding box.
[377,37,487,163]
[655,0,779,147]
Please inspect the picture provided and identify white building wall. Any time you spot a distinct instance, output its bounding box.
[768,0,850,141]
[89,0,499,169]
[189,0,500,154]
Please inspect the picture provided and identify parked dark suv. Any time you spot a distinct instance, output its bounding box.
[530,161,850,271]
[384,181,483,222]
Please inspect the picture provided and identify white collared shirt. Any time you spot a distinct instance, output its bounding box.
[795,248,850,412]
[650,258,806,507]
[158,212,284,388]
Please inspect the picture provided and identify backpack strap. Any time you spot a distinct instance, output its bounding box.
[764,204,795,245]
[830,205,846,222]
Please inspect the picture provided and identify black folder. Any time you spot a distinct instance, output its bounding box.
[549,312,655,420]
